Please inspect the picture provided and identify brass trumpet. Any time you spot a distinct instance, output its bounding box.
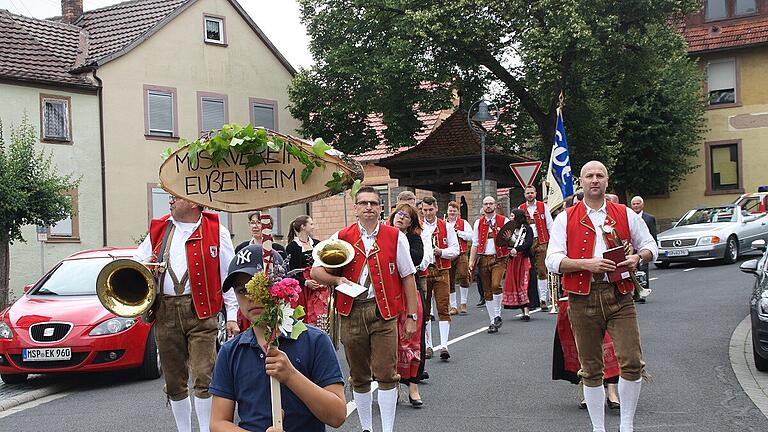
[312,238,355,349]
[96,259,157,318]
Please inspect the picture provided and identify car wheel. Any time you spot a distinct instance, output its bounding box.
[654,261,670,269]
[216,309,227,351]
[136,326,162,380]
[724,236,739,264]
[754,343,768,372]
[0,373,28,385]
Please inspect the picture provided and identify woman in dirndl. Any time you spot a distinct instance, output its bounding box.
[285,215,330,330]
[389,203,426,408]
[501,208,535,320]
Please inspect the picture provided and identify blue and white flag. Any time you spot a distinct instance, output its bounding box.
[545,109,574,209]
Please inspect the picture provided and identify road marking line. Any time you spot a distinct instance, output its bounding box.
[649,277,658,281]
[0,391,71,418]
[683,268,696,272]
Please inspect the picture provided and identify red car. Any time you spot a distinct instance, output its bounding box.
[0,248,161,384]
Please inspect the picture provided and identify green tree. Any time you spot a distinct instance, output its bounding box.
[289,0,706,195]
[0,116,80,309]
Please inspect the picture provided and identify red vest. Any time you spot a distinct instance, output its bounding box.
[336,223,405,320]
[519,201,550,243]
[417,218,452,276]
[452,218,469,253]
[149,212,223,320]
[476,214,510,258]
[561,202,635,295]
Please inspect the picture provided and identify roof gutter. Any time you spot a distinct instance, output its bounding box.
[92,68,108,247]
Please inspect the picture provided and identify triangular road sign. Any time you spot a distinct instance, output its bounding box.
[509,161,542,188]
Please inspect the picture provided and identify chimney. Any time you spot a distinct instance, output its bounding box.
[61,0,83,24]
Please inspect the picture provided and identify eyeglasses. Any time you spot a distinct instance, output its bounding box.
[356,200,380,207]
[395,211,411,219]
[168,196,177,204]
[248,221,260,227]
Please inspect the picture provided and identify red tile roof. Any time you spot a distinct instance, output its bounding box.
[0,10,95,88]
[354,110,448,162]
[682,15,768,53]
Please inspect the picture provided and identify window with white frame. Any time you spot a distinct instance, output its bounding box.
[251,101,276,130]
[146,87,176,137]
[41,95,70,141]
[707,59,736,106]
[204,15,225,44]
[200,94,227,133]
[149,186,231,232]
[48,189,79,240]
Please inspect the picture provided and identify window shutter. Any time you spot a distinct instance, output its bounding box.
[252,104,275,129]
[148,91,174,135]
[202,97,226,132]
[44,100,68,140]
[707,60,735,91]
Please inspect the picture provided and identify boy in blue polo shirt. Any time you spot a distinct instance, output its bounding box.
[210,245,346,432]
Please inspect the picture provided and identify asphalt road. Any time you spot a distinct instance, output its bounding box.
[2,257,768,431]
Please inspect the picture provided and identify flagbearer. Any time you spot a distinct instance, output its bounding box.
[446,201,473,315]
[519,185,553,310]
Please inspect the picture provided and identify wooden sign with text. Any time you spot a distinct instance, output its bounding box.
[158,133,363,212]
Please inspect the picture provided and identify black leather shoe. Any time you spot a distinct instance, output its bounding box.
[607,399,620,410]
[487,324,498,333]
[408,395,424,408]
[578,400,587,410]
[493,316,503,328]
[476,299,486,307]
[439,348,450,360]
[521,314,531,321]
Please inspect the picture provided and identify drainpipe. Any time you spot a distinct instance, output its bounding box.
[93,69,108,247]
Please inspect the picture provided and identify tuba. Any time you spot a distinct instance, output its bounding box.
[312,239,355,349]
[96,259,157,318]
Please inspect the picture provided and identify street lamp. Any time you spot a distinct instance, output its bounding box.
[468,100,497,199]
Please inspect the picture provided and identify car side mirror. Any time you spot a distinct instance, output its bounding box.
[740,259,759,275]
[752,239,767,252]
[23,284,33,293]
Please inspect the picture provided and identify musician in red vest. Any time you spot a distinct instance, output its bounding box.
[134,195,239,432]
[311,186,419,432]
[546,161,657,432]
[468,196,511,334]
[446,200,473,315]
[418,196,459,361]
[520,185,554,310]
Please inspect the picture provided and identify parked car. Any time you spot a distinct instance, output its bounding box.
[739,239,768,372]
[655,204,768,268]
[734,191,768,215]
[0,248,161,384]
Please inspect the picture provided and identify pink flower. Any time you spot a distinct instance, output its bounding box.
[269,278,301,302]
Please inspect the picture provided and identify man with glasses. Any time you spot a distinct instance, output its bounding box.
[134,195,239,432]
[312,186,420,432]
[468,196,511,333]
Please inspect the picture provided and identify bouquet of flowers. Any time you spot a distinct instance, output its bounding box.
[244,265,308,348]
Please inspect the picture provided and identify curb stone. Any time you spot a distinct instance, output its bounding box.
[0,382,74,412]
[729,315,768,419]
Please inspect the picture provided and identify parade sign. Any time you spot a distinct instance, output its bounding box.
[509,161,542,188]
[159,128,363,212]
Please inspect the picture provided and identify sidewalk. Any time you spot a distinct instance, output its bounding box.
[730,315,768,419]
[0,374,77,412]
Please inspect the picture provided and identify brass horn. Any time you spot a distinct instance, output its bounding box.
[96,259,157,318]
[312,238,354,350]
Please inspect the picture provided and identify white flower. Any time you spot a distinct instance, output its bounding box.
[278,304,295,337]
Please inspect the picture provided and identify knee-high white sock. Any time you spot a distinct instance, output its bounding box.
[618,377,642,432]
[493,294,503,317]
[486,297,496,324]
[583,384,606,432]
[439,320,450,348]
[538,279,548,303]
[353,390,374,432]
[460,287,469,304]
[169,397,192,432]
[194,396,211,432]
[378,387,398,432]
[449,292,457,308]
[425,320,433,348]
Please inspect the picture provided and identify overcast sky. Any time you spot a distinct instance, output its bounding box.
[0,0,314,69]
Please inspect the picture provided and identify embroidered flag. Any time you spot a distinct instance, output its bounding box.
[545,109,575,209]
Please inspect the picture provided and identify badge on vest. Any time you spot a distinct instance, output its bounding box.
[209,246,218,258]
[389,262,395,275]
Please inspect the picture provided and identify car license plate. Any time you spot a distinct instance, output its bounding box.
[667,249,689,257]
[22,347,72,362]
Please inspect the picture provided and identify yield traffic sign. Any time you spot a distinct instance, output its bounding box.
[509,161,542,188]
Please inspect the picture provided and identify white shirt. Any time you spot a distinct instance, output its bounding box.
[472,214,511,255]
[316,222,416,298]
[447,218,473,243]
[419,218,459,270]
[545,201,659,274]
[134,215,238,322]
[525,201,554,239]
